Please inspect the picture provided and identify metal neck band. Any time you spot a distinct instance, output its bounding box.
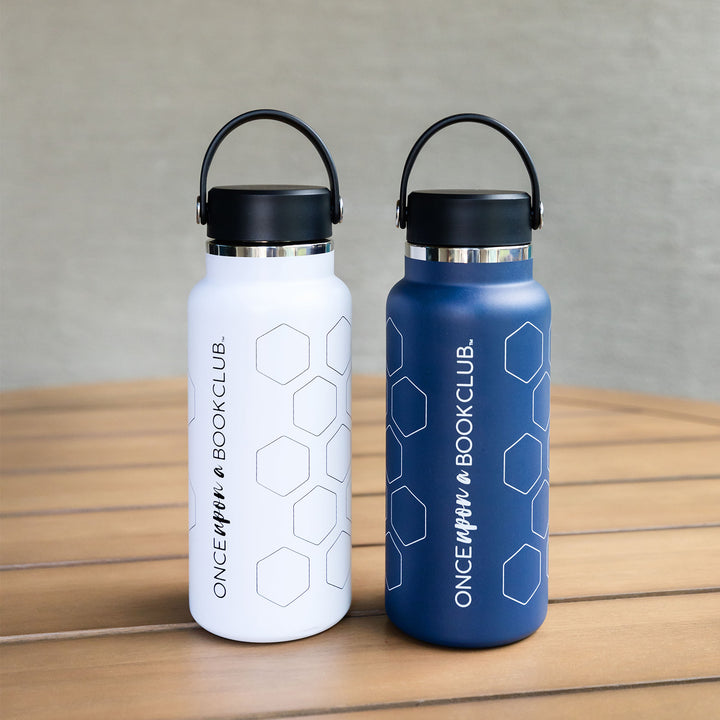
[406,243,531,264]
[207,240,333,257]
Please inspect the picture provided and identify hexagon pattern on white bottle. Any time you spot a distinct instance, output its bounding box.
[254,316,352,608]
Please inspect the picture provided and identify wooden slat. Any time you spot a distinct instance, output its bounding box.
[552,385,720,423]
[0,406,187,441]
[0,433,188,473]
[7,429,717,485]
[548,477,720,533]
[547,527,720,600]
[0,559,192,636]
[351,422,720,459]
[0,376,378,413]
[353,478,720,545]
[351,529,720,612]
[5,397,719,446]
[0,377,187,413]
[0,465,186,515]
[3,482,719,566]
[0,396,385,440]
[4,475,720,566]
[550,412,720,445]
[352,439,720,495]
[4,432,719,482]
[0,392,651,446]
[1,594,718,720]
[5,464,718,526]
[0,506,187,566]
[4,377,717,421]
[292,682,720,720]
[551,438,720,484]
[3,528,718,637]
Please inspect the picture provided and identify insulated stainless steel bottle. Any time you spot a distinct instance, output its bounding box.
[189,110,352,642]
[385,114,550,647]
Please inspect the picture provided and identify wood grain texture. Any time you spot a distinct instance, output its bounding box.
[1,377,719,719]
[353,478,720,545]
[292,682,720,720]
[2,594,719,720]
[2,529,718,637]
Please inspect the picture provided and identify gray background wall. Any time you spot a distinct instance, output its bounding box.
[1,0,719,400]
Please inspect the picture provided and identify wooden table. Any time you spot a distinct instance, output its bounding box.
[1,377,719,718]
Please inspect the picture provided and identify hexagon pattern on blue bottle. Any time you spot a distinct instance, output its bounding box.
[384,317,430,590]
[250,317,352,608]
[504,321,543,383]
[385,315,550,609]
[502,319,550,604]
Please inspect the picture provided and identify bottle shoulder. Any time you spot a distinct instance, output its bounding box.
[387,273,550,317]
[189,271,351,318]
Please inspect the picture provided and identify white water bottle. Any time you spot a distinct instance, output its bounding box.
[188,110,352,642]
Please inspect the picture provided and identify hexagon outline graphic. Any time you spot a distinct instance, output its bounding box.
[256,436,310,497]
[531,479,550,539]
[386,532,403,591]
[390,485,427,547]
[345,374,352,418]
[293,376,337,436]
[326,316,352,375]
[386,317,404,377]
[503,433,543,495]
[188,376,196,425]
[502,543,542,606]
[326,424,351,483]
[386,424,403,484]
[548,323,552,369]
[256,323,310,385]
[532,371,551,432]
[326,531,351,589]
[293,486,337,546]
[256,547,310,608]
[188,482,196,531]
[504,321,543,384]
[390,376,428,438]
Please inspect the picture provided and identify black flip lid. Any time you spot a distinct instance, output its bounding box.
[396,113,542,248]
[197,110,343,246]
[206,185,332,245]
[407,190,531,247]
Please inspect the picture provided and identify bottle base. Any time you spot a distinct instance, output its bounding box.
[386,605,547,649]
[190,602,350,644]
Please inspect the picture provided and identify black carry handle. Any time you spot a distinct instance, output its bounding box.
[396,113,542,231]
[197,109,343,225]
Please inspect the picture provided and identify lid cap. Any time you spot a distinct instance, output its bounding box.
[407,190,531,247]
[206,185,331,244]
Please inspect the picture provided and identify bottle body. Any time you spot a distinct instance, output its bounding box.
[189,246,352,642]
[385,250,550,647]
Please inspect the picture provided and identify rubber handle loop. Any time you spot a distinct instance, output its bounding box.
[397,113,542,231]
[197,109,342,225]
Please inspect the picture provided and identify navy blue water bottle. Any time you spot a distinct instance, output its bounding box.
[385,114,550,647]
